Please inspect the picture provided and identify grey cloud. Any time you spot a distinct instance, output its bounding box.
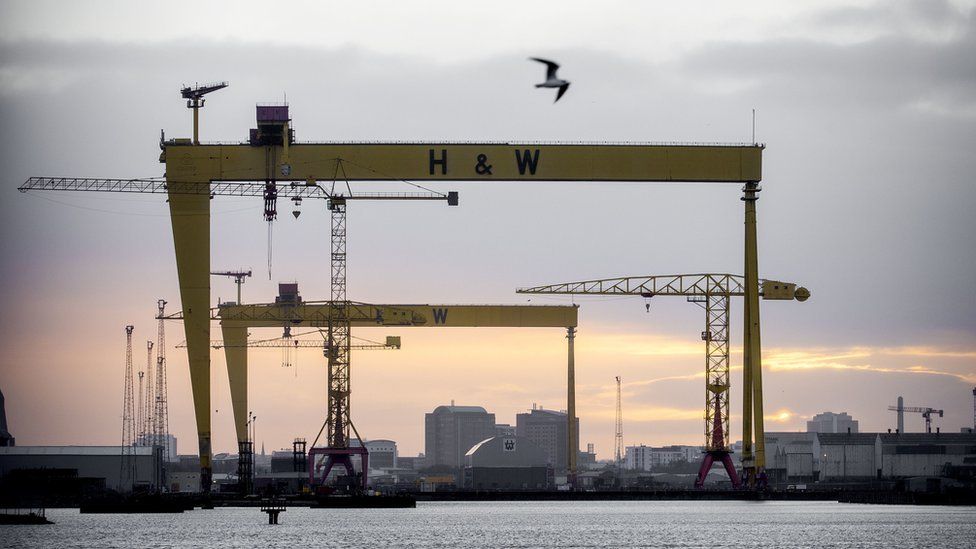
[677,14,976,116]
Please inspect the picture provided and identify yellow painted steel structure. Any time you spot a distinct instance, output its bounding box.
[161,142,762,183]
[160,139,764,490]
[163,303,578,451]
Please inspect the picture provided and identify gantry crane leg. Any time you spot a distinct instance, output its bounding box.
[566,327,578,488]
[742,181,765,487]
[221,324,250,443]
[167,186,213,491]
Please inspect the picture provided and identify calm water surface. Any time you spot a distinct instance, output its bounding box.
[2,501,974,548]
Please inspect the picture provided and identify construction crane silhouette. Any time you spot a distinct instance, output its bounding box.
[519,273,809,488]
[888,403,944,433]
[211,270,252,305]
[181,81,228,144]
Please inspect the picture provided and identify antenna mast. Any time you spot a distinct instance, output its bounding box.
[154,300,171,469]
[143,340,154,447]
[614,376,624,475]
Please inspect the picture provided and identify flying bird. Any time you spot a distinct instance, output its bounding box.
[530,57,570,103]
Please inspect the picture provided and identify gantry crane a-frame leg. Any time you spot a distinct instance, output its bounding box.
[166,188,214,490]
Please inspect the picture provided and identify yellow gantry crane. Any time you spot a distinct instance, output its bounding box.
[164,298,579,489]
[20,83,769,491]
[518,273,809,486]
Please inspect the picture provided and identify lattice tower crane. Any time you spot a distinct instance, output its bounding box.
[888,404,944,434]
[519,273,809,488]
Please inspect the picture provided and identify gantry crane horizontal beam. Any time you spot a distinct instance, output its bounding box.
[518,273,808,300]
[152,142,763,183]
[162,302,579,328]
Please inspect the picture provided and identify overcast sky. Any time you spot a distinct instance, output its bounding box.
[0,1,974,459]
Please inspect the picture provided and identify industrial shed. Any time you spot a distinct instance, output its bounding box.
[463,436,551,490]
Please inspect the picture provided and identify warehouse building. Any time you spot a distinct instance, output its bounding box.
[463,436,550,490]
[0,445,162,492]
[880,433,976,478]
[762,431,976,484]
[764,432,820,483]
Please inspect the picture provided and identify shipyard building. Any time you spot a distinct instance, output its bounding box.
[763,431,976,485]
[463,436,550,490]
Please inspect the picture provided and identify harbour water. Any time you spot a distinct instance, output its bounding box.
[2,500,974,548]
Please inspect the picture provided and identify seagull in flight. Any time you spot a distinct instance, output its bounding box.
[530,57,570,103]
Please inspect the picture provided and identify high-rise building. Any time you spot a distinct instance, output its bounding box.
[425,405,497,469]
[515,407,579,472]
[806,412,859,434]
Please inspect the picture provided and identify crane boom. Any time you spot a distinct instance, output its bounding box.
[518,273,808,300]
[888,405,944,414]
[18,177,453,202]
[176,336,400,350]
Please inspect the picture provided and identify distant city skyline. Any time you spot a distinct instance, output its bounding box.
[1,0,974,460]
